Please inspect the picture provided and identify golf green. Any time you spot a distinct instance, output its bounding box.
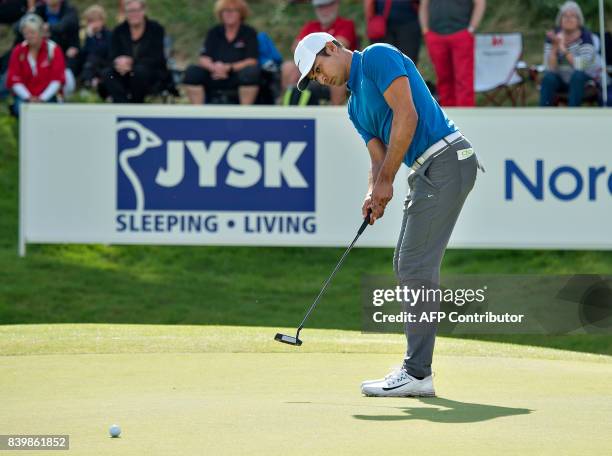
[1,325,611,455]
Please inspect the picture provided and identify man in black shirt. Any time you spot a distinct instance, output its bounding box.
[183,0,260,105]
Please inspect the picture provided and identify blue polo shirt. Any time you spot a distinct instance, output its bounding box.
[347,44,457,167]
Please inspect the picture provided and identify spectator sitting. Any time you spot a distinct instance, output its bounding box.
[364,0,422,65]
[80,4,111,91]
[183,0,260,105]
[540,1,599,107]
[420,0,486,107]
[6,13,65,114]
[281,0,357,105]
[1,1,35,95]
[1,1,33,100]
[102,0,166,103]
[33,0,80,89]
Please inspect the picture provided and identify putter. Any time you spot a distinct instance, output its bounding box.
[275,211,371,346]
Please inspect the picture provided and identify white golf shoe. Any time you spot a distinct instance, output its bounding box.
[361,368,435,397]
[360,367,399,388]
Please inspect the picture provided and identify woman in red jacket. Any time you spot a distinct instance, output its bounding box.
[6,13,66,114]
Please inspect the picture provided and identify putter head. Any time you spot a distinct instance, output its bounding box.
[274,333,303,346]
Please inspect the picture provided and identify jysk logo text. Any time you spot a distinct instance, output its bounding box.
[116,117,316,235]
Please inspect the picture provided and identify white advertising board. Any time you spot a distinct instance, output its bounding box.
[19,105,612,255]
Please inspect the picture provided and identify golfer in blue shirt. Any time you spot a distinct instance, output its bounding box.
[294,32,480,397]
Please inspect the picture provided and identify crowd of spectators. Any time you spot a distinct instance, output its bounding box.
[0,0,610,113]
[0,0,171,111]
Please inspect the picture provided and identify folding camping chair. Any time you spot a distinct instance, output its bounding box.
[475,33,527,106]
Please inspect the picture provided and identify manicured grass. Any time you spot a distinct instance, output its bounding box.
[1,325,611,456]
[3,324,612,360]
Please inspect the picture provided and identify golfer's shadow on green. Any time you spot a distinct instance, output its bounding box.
[353,397,532,423]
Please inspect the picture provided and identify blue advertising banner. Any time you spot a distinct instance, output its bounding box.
[116,117,315,212]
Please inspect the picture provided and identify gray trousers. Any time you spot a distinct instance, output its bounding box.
[393,135,478,378]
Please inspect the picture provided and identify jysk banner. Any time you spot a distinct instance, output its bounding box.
[116,117,315,212]
[19,105,612,255]
[115,117,315,236]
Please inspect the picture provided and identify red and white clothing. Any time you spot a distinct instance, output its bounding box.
[297,17,358,51]
[6,38,66,101]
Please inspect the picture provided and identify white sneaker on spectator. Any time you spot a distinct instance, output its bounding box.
[361,367,435,397]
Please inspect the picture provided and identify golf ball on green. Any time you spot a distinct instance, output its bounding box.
[109,424,121,438]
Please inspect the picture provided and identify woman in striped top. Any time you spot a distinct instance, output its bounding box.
[540,1,599,106]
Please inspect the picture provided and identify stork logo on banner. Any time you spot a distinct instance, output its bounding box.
[117,120,163,211]
[115,117,316,235]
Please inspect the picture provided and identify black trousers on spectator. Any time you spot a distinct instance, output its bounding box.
[66,55,82,78]
[183,64,261,92]
[81,55,110,86]
[102,67,157,103]
[376,20,422,66]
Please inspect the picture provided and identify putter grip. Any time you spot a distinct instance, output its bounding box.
[358,210,371,235]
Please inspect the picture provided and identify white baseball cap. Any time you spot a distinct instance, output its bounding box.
[294,32,336,91]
